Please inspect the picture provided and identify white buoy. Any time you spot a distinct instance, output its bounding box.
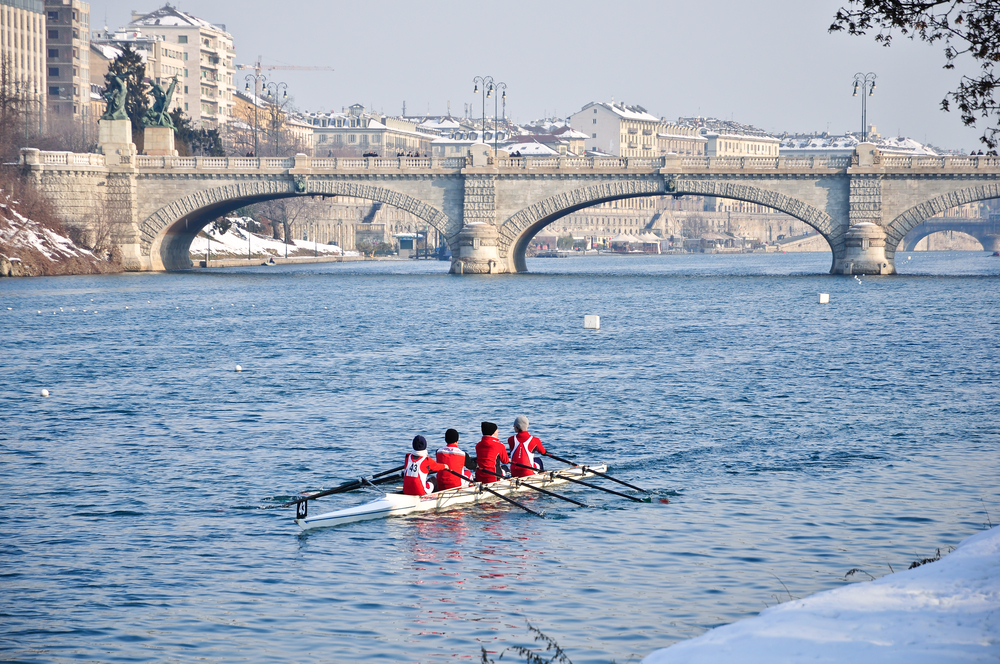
[584,315,601,330]
[818,293,830,304]
[125,306,129,309]
[231,304,234,307]
[41,389,49,397]
[147,300,150,303]
[6,307,10,310]
[235,365,243,372]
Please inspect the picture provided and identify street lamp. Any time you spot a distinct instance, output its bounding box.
[473,75,494,146]
[243,72,270,157]
[493,82,507,153]
[247,219,252,260]
[263,81,288,156]
[852,72,877,142]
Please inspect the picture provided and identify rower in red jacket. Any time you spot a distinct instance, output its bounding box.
[475,421,509,484]
[507,414,547,477]
[436,428,474,490]
[403,435,447,496]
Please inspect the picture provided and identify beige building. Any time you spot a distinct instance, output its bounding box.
[704,130,780,157]
[657,122,706,156]
[0,0,46,122]
[125,5,235,128]
[569,101,662,157]
[304,104,431,156]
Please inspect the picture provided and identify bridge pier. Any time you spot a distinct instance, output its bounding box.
[831,222,894,275]
[449,223,506,274]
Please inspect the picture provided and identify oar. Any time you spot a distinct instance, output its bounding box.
[545,468,645,503]
[275,465,405,508]
[441,468,544,517]
[542,451,651,494]
[489,464,589,508]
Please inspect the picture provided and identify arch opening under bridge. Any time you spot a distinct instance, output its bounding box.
[140,179,456,271]
[503,179,843,273]
[886,186,1000,257]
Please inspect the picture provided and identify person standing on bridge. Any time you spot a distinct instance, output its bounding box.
[475,422,509,484]
[435,428,474,490]
[508,415,546,477]
[402,435,446,496]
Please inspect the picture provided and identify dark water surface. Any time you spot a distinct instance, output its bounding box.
[2,252,998,663]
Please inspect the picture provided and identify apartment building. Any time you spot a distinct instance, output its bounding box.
[569,101,662,157]
[0,0,46,117]
[43,0,88,120]
[657,122,706,156]
[125,5,234,128]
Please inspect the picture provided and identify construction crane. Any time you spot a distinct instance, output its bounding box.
[235,56,334,79]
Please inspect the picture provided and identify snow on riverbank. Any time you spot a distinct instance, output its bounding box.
[0,197,117,277]
[643,526,1000,664]
[189,218,358,259]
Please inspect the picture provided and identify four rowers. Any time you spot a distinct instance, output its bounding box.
[402,416,545,495]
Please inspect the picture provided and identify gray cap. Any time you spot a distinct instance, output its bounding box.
[514,415,529,432]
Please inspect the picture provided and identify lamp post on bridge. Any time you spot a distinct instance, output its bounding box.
[473,75,494,147]
[852,72,877,142]
[263,81,288,156]
[493,82,506,154]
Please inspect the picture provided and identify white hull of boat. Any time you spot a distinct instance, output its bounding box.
[295,464,608,530]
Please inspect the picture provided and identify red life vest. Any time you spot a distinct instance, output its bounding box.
[475,436,509,483]
[436,444,472,490]
[508,431,547,477]
[403,452,446,496]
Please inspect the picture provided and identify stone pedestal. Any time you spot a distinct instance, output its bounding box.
[143,126,177,156]
[832,222,895,275]
[98,119,137,163]
[450,223,506,274]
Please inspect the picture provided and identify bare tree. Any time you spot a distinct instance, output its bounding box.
[255,196,315,247]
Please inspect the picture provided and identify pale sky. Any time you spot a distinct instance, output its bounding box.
[89,0,987,151]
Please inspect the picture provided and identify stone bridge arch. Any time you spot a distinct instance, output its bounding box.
[885,182,1000,258]
[499,177,842,273]
[140,178,456,271]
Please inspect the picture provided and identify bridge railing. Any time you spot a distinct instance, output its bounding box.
[880,155,1000,169]
[39,151,106,166]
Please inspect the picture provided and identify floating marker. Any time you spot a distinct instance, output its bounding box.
[819,293,830,304]
[235,365,243,372]
[41,389,49,397]
[6,307,10,310]
[584,315,600,330]
[231,304,234,307]
[147,300,150,303]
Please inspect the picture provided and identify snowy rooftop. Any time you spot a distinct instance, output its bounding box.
[584,101,660,123]
[504,142,559,156]
[129,5,228,35]
[780,134,939,155]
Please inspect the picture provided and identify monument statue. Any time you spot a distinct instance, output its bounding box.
[101,75,129,121]
[142,76,178,129]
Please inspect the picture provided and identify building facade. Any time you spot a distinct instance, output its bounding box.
[90,30,185,115]
[569,101,662,157]
[303,104,431,156]
[43,0,88,120]
[0,0,46,124]
[125,5,235,128]
[657,122,706,156]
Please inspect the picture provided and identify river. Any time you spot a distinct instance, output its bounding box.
[2,251,998,663]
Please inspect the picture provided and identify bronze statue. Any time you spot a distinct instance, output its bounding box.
[101,75,128,121]
[142,75,178,129]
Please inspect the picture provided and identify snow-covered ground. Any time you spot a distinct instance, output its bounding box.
[643,526,1000,664]
[0,199,97,263]
[188,217,358,259]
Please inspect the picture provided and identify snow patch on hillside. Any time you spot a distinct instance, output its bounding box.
[189,217,358,258]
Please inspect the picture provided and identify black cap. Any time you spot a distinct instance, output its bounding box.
[412,435,427,451]
[445,428,459,444]
[481,421,498,436]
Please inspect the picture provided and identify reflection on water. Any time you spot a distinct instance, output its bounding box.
[0,252,997,663]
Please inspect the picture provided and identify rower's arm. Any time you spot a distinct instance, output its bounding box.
[464,454,477,471]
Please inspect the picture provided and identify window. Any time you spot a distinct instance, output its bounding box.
[184,86,188,93]
[349,134,356,143]
[48,29,58,39]
[184,102,188,111]
[49,86,60,95]
[592,133,597,138]
[593,119,597,124]
[48,48,58,58]
[47,10,57,20]
[593,109,597,114]
[178,35,188,44]
[49,67,59,77]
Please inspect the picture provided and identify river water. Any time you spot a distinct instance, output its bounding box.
[2,252,998,663]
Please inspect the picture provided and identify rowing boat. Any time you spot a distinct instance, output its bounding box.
[295,464,608,530]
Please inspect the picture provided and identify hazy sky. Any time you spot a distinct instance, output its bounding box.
[89,0,986,150]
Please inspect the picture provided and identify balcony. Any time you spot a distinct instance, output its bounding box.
[627,128,638,134]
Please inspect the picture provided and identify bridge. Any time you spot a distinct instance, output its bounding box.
[899,218,1000,252]
[20,133,1000,275]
